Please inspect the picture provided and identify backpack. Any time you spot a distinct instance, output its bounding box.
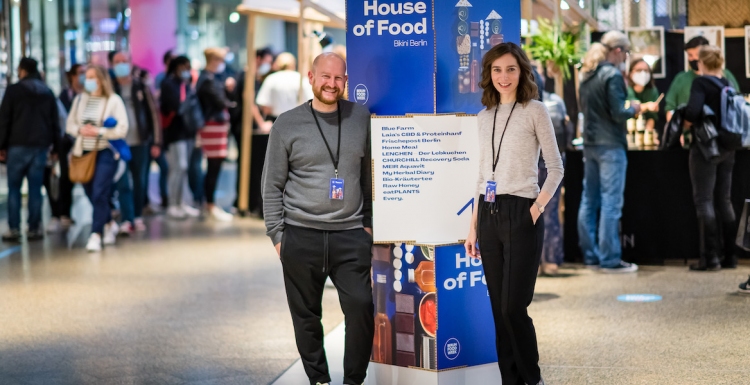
[705,76,750,150]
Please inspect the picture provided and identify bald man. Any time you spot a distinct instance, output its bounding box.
[262,53,373,385]
[111,51,161,233]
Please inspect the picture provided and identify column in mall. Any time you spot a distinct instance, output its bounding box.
[346,0,521,384]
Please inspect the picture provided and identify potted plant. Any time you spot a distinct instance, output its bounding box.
[524,18,584,97]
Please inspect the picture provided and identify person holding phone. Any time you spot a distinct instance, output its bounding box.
[464,42,563,385]
[66,65,129,252]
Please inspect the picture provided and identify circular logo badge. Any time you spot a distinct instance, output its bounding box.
[444,338,461,360]
[353,84,369,105]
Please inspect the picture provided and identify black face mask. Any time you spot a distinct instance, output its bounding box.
[689,60,700,71]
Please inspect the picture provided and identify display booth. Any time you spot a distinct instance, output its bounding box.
[366,115,501,384]
[346,0,522,382]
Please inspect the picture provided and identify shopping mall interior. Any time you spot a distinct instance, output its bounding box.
[1,0,750,384]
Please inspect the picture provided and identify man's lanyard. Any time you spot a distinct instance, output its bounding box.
[309,100,342,178]
[491,101,517,177]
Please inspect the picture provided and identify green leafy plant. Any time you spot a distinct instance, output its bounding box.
[524,18,583,81]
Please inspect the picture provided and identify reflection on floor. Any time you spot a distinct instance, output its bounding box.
[0,164,749,384]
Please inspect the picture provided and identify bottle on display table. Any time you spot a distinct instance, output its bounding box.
[372,273,393,364]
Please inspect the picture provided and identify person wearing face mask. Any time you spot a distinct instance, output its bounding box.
[66,65,129,252]
[160,55,204,220]
[577,31,658,273]
[627,59,661,134]
[664,36,740,123]
[111,51,162,234]
[228,47,275,217]
[195,47,236,221]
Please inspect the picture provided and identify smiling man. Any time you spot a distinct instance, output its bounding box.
[261,52,373,385]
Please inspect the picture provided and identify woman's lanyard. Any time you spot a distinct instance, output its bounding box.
[309,100,345,200]
[485,101,517,205]
[491,101,517,178]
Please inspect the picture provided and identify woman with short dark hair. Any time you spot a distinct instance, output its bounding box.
[464,42,563,385]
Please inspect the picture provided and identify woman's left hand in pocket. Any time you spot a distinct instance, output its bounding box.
[530,206,541,225]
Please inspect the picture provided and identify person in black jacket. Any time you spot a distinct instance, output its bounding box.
[683,45,740,271]
[111,51,162,233]
[0,57,59,242]
[161,55,202,220]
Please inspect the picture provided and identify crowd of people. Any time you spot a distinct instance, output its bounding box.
[0,43,326,252]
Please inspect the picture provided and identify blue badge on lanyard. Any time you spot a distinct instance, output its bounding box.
[330,178,345,200]
[485,181,497,203]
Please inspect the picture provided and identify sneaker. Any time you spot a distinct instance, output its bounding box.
[181,204,201,218]
[119,221,134,236]
[167,206,187,219]
[133,218,147,232]
[103,222,117,245]
[600,261,638,274]
[27,229,44,241]
[46,217,61,233]
[739,276,750,294]
[60,216,73,228]
[86,233,102,252]
[211,206,233,222]
[2,229,21,242]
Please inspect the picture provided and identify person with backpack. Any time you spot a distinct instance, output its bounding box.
[683,45,742,271]
[161,55,204,220]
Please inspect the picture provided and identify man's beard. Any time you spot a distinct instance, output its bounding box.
[313,85,343,105]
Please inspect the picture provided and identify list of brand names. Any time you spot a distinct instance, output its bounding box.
[378,125,471,201]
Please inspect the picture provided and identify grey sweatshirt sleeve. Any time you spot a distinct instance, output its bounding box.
[360,120,373,228]
[262,126,289,245]
[534,103,564,196]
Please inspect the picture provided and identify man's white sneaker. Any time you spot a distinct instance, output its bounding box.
[182,204,201,218]
[600,261,638,274]
[211,206,233,222]
[119,221,134,236]
[103,223,117,245]
[46,218,61,233]
[167,206,187,219]
[133,218,147,231]
[86,233,102,252]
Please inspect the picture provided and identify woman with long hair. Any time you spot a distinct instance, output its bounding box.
[66,65,129,252]
[464,42,563,385]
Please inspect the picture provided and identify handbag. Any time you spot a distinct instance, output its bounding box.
[693,106,721,161]
[69,137,100,183]
[69,96,107,183]
[737,199,750,252]
[179,84,205,135]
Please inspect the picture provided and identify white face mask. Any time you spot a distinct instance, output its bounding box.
[258,63,271,76]
[216,63,226,74]
[631,71,651,87]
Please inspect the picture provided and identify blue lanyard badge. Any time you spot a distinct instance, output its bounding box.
[330,178,345,200]
[485,181,497,203]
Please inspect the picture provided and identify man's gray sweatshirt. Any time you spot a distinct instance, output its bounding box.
[262,100,372,245]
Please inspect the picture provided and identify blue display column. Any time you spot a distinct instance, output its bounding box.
[345,0,521,384]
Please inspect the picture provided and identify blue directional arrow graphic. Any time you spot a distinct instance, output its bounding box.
[457,198,474,216]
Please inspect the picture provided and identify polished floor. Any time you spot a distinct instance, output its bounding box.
[1,198,749,384]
